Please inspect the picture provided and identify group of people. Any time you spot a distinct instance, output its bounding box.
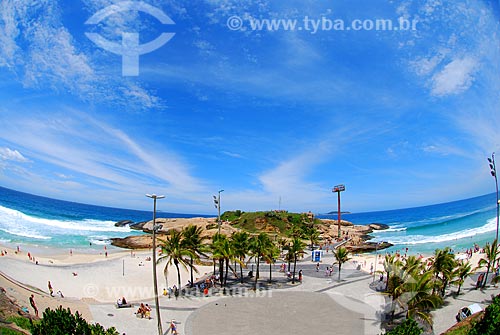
[47,280,64,297]
[120,298,178,333]
[136,303,152,319]
[162,285,180,299]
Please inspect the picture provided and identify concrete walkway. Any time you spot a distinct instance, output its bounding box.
[89,252,500,335]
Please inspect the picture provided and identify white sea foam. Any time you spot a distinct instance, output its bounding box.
[0,205,132,233]
[88,236,112,245]
[370,216,497,245]
[0,227,51,240]
[383,227,407,232]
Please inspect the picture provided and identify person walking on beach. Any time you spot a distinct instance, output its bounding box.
[168,320,179,334]
[48,281,53,296]
[29,294,38,317]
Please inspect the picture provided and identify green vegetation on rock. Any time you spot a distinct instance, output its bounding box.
[385,318,423,335]
[7,316,32,331]
[221,210,321,237]
[468,294,500,335]
[30,306,118,335]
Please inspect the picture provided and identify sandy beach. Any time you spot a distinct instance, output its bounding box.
[1,240,498,335]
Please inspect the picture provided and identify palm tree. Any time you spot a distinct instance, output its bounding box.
[217,237,240,287]
[477,239,499,288]
[181,225,206,287]
[401,271,443,327]
[384,254,402,291]
[430,247,456,296]
[263,241,279,283]
[249,233,273,287]
[451,260,473,295]
[211,233,228,286]
[288,236,306,283]
[386,264,405,322]
[333,246,350,281]
[231,231,249,283]
[157,230,194,290]
[277,237,288,254]
[402,255,423,276]
[305,226,320,250]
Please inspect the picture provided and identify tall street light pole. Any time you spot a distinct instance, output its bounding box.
[488,153,499,242]
[213,189,224,234]
[332,185,346,239]
[146,194,165,335]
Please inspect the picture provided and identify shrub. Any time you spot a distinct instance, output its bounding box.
[468,294,500,335]
[385,318,423,335]
[30,306,118,335]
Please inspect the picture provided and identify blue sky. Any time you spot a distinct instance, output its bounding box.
[0,0,500,214]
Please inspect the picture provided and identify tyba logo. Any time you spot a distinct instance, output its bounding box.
[85,1,175,76]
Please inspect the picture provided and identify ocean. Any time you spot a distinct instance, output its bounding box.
[0,186,210,253]
[320,192,499,255]
[0,186,498,255]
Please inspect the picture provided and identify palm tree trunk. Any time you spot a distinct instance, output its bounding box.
[219,259,224,286]
[190,256,194,287]
[292,255,297,283]
[175,261,181,289]
[254,258,260,288]
[390,298,396,321]
[385,270,390,291]
[224,258,229,287]
[240,257,244,283]
[338,263,342,281]
[441,279,448,296]
[269,262,272,282]
[483,264,491,288]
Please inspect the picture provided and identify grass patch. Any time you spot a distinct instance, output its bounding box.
[223,210,320,236]
[0,326,24,335]
[6,316,32,330]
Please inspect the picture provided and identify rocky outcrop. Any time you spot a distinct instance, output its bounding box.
[111,216,392,253]
[111,235,153,249]
[368,223,390,231]
[114,220,134,227]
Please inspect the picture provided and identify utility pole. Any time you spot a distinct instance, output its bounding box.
[146,194,165,335]
[332,185,346,239]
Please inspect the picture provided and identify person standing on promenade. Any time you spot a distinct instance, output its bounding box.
[48,281,53,296]
[29,294,38,317]
[298,270,303,282]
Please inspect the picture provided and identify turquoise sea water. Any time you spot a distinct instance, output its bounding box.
[0,186,210,253]
[320,192,498,255]
[0,186,498,255]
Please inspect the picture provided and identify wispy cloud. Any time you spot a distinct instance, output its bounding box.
[0,109,209,208]
[0,147,29,163]
[221,151,244,159]
[430,57,477,96]
[0,0,162,109]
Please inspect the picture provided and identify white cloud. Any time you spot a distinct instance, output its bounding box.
[0,147,29,162]
[0,0,162,109]
[421,141,471,158]
[431,57,477,96]
[221,151,244,159]
[0,110,209,205]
